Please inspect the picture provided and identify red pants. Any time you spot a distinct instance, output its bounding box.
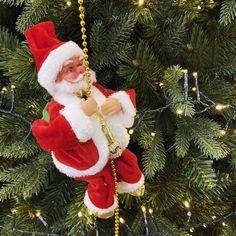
[76,149,144,214]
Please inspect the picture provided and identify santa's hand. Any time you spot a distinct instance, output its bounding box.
[80,97,98,116]
[101,97,122,116]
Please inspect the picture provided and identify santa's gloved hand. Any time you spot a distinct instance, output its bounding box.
[80,97,98,116]
[101,97,122,117]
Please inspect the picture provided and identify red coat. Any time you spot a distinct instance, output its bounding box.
[32,83,136,178]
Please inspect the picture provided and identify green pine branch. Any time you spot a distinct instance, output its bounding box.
[162,65,195,117]
[199,76,236,106]
[0,115,30,143]
[0,153,52,201]
[183,25,210,69]
[0,43,37,88]
[0,159,11,171]
[90,15,135,70]
[175,117,228,159]
[129,0,154,24]
[141,130,166,179]
[127,211,145,236]
[183,157,217,190]
[118,41,163,108]
[65,182,88,236]
[146,173,188,211]
[220,0,236,26]
[0,140,40,159]
[16,0,50,33]
[162,15,188,51]
[0,0,25,6]
[39,175,73,225]
[0,26,19,51]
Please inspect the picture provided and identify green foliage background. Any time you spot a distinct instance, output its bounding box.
[0,0,236,235]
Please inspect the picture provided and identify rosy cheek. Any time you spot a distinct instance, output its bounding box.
[73,70,80,78]
[61,72,73,82]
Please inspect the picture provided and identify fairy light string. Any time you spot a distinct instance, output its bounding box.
[129,72,236,134]
[1,207,235,235]
[0,86,32,142]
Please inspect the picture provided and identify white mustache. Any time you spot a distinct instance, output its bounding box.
[69,73,85,84]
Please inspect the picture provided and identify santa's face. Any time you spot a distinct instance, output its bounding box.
[54,56,88,94]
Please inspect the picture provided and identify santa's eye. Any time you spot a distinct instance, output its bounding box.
[67,67,74,73]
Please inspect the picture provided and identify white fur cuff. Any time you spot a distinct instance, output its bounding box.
[84,191,118,214]
[117,174,145,193]
[110,91,136,128]
[60,104,93,142]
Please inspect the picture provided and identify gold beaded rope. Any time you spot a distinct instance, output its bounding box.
[78,0,92,97]
[78,1,120,236]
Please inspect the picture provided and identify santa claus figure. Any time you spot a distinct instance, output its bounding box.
[24,21,144,218]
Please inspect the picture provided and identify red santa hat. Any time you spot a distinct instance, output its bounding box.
[24,21,84,94]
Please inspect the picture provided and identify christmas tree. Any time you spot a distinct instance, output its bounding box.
[0,0,236,235]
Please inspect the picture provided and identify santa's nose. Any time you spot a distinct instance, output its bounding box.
[74,66,86,78]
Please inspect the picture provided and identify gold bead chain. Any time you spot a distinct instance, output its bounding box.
[78,1,120,235]
[111,159,119,236]
[78,0,92,98]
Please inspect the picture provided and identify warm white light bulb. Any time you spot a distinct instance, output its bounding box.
[215,104,224,111]
[187,211,192,217]
[159,82,164,87]
[148,208,153,214]
[138,0,145,6]
[219,130,226,135]
[192,72,198,78]
[141,206,146,212]
[78,211,83,217]
[183,200,190,209]
[11,209,18,214]
[190,227,194,232]
[222,222,227,226]
[212,216,216,220]
[183,69,188,74]
[203,224,207,228]
[151,132,155,137]
[119,217,125,224]
[129,129,134,135]
[192,87,197,92]
[197,5,201,10]
[36,210,41,217]
[66,1,72,6]
[11,85,16,89]
[176,109,184,115]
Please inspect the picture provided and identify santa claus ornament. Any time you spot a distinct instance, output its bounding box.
[24,1,144,235]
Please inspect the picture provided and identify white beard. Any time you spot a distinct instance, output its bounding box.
[53,70,96,95]
[51,70,96,107]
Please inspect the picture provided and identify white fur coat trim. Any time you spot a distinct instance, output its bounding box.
[38,41,87,95]
[110,91,136,128]
[84,191,118,214]
[117,174,144,193]
[60,104,93,142]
